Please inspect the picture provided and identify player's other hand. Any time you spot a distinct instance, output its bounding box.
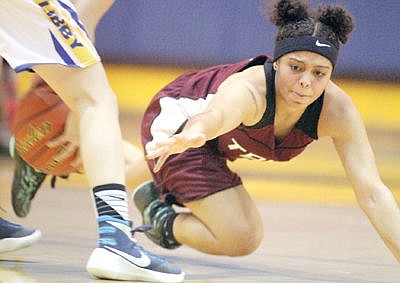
[46,113,82,172]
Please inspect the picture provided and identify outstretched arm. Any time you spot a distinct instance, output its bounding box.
[146,68,265,171]
[331,97,400,262]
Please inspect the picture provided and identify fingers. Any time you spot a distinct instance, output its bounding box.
[47,136,82,172]
[146,146,167,160]
[46,133,67,148]
[145,133,207,172]
[146,145,170,172]
[69,147,83,172]
[54,144,83,173]
[45,135,81,175]
[187,133,207,147]
[52,142,78,162]
[153,153,170,173]
[70,152,82,168]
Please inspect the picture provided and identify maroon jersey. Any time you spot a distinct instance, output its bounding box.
[141,55,324,204]
[216,61,323,162]
[141,55,269,148]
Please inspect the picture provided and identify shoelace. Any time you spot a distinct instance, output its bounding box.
[130,224,168,262]
[50,175,69,188]
[131,224,153,237]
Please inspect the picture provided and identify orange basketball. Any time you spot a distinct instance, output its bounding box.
[12,83,78,175]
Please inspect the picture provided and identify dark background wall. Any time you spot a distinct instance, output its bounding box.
[95,0,400,81]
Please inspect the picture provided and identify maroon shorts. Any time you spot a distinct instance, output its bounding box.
[141,80,242,205]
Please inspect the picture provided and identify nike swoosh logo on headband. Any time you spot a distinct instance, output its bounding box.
[315,40,331,47]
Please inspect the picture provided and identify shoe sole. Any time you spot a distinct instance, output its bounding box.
[86,248,184,282]
[0,230,41,253]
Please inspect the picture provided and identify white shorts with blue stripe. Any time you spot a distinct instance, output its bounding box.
[0,0,100,73]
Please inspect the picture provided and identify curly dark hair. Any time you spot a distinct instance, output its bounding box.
[265,0,354,49]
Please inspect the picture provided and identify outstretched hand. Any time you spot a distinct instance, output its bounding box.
[146,132,207,172]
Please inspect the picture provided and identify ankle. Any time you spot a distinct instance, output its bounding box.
[145,200,181,249]
[97,215,132,247]
[92,184,129,221]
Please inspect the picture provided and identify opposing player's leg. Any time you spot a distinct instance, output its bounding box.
[30,64,183,282]
[33,62,125,187]
[134,181,264,256]
[10,137,47,218]
[0,60,17,155]
[10,123,149,218]
[9,76,149,216]
[0,217,41,253]
[86,215,184,282]
[10,136,150,218]
[0,1,184,279]
[123,141,152,189]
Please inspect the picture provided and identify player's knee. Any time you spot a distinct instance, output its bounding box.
[356,188,391,212]
[221,223,263,256]
[74,88,118,116]
[90,90,118,110]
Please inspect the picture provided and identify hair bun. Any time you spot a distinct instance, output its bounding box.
[270,0,311,27]
[316,5,354,44]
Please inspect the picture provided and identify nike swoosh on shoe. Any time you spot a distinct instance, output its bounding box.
[105,246,152,267]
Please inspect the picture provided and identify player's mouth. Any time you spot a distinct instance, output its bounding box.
[288,91,310,103]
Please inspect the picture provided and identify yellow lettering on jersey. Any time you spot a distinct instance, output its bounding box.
[35,0,98,66]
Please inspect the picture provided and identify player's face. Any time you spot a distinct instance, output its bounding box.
[274,51,333,107]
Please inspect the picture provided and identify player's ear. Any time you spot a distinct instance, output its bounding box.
[273,62,278,70]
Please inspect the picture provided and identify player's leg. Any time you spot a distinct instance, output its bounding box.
[9,137,47,218]
[177,185,264,255]
[10,76,149,217]
[0,1,184,280]
[10,136,150,217]
[32,62,124,187]
[135,78,263,255]
[32,53,184,283]
[123,141,151,189]
[0,60,17,155]
[134,181,264,256]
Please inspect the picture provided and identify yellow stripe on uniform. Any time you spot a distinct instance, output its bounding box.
[34,0,99,67]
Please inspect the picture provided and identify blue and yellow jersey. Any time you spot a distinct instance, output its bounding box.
[0,0,100,72]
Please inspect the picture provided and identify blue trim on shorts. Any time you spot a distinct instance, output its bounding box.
[50,30,79,67]
[14,64,35,73]
[57,0,90,38]
[14,63,82,73]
